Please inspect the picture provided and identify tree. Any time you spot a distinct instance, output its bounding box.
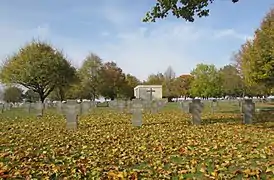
[163,66,176,97]
[218,65,243,97]
[49,66,77,101]
[65,79,82,100]
[120,74,141,99]
[0,40,76,103]
[23,89,40,102]
[245,83,270,97]
[190,63,222,98]
[143,0,239,22]
[52,67,76,102]
[164,66,176,80]
[231,44,252,97]
[98,62,127,100]
[145,73,165,85]
[77,53,103,100]
[236,8,274,88]
[172,74,193,98]
[3,86,23,103]
[0,89,3,101]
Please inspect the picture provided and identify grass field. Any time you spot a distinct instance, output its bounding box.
[0,101,274,179]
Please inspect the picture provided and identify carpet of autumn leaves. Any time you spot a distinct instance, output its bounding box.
[0,109,274,179]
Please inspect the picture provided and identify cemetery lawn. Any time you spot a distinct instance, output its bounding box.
[1,109,274,179]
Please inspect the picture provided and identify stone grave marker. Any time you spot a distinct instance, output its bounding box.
[0,103,4,113]
[242,99,255,124]
[43,102,48,110]
[91,101,97,108]
[189,99,204,125]
[88,101,96,112]
[56,101,62,113]
[151,100,158,114]
[4,103,10,111]
[35,101,44,117]
[64,100,78,130]
[81,101,91,114]
[131,99,143,127]
[238,100,242,110]
[118,100,126,113]
[108,100,114,108]
[210,99,218,113]
[143,100,152,112]
[157,100,164,110]
[160,100,167,108]
[125,100,132,113]
[180,101,190,113]
[25,102,31,114]
[76,101,82,115]
[111,99,118,110]
[4,103,7,111]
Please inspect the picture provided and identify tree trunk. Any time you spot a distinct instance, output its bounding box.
[59,88,64,102]
[40,94,45,103]
[91,91,96,101]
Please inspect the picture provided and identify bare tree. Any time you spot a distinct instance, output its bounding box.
[164,66,176,81]
[164,66,176,97]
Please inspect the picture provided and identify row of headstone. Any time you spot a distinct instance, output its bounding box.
[22,98,164,129]
[21,100,95,130]
[107,98,168,127]
[109,98,167,114]
[179,99,255,125]
[23,101,55,115]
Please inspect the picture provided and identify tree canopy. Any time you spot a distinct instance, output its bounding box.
[190,63,222,98]
[98,62,127,100]
[23,89,40,103]
[235,8,274,87]
[77,53,103,100]
[218,65,243,97]
[0,40,76,102]
[3,86,23,103]
[120,74,141,99]
[143,0,239,22]
[173,74,193,98]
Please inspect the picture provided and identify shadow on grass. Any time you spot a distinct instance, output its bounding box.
[253,112,274,125]
[259,124,274,129]
[143,121,174,126]
[217,109,240,114]
[82,121,130,128]
[201,117,242,125]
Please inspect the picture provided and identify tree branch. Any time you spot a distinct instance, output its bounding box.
[44,86,55,98]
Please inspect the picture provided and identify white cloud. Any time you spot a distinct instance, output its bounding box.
[0,23,92,68]
[0,23,50,60]
[95,23,250,80]
[100,6,129,25]
[213,29,252,41]
[0,21,250,81]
